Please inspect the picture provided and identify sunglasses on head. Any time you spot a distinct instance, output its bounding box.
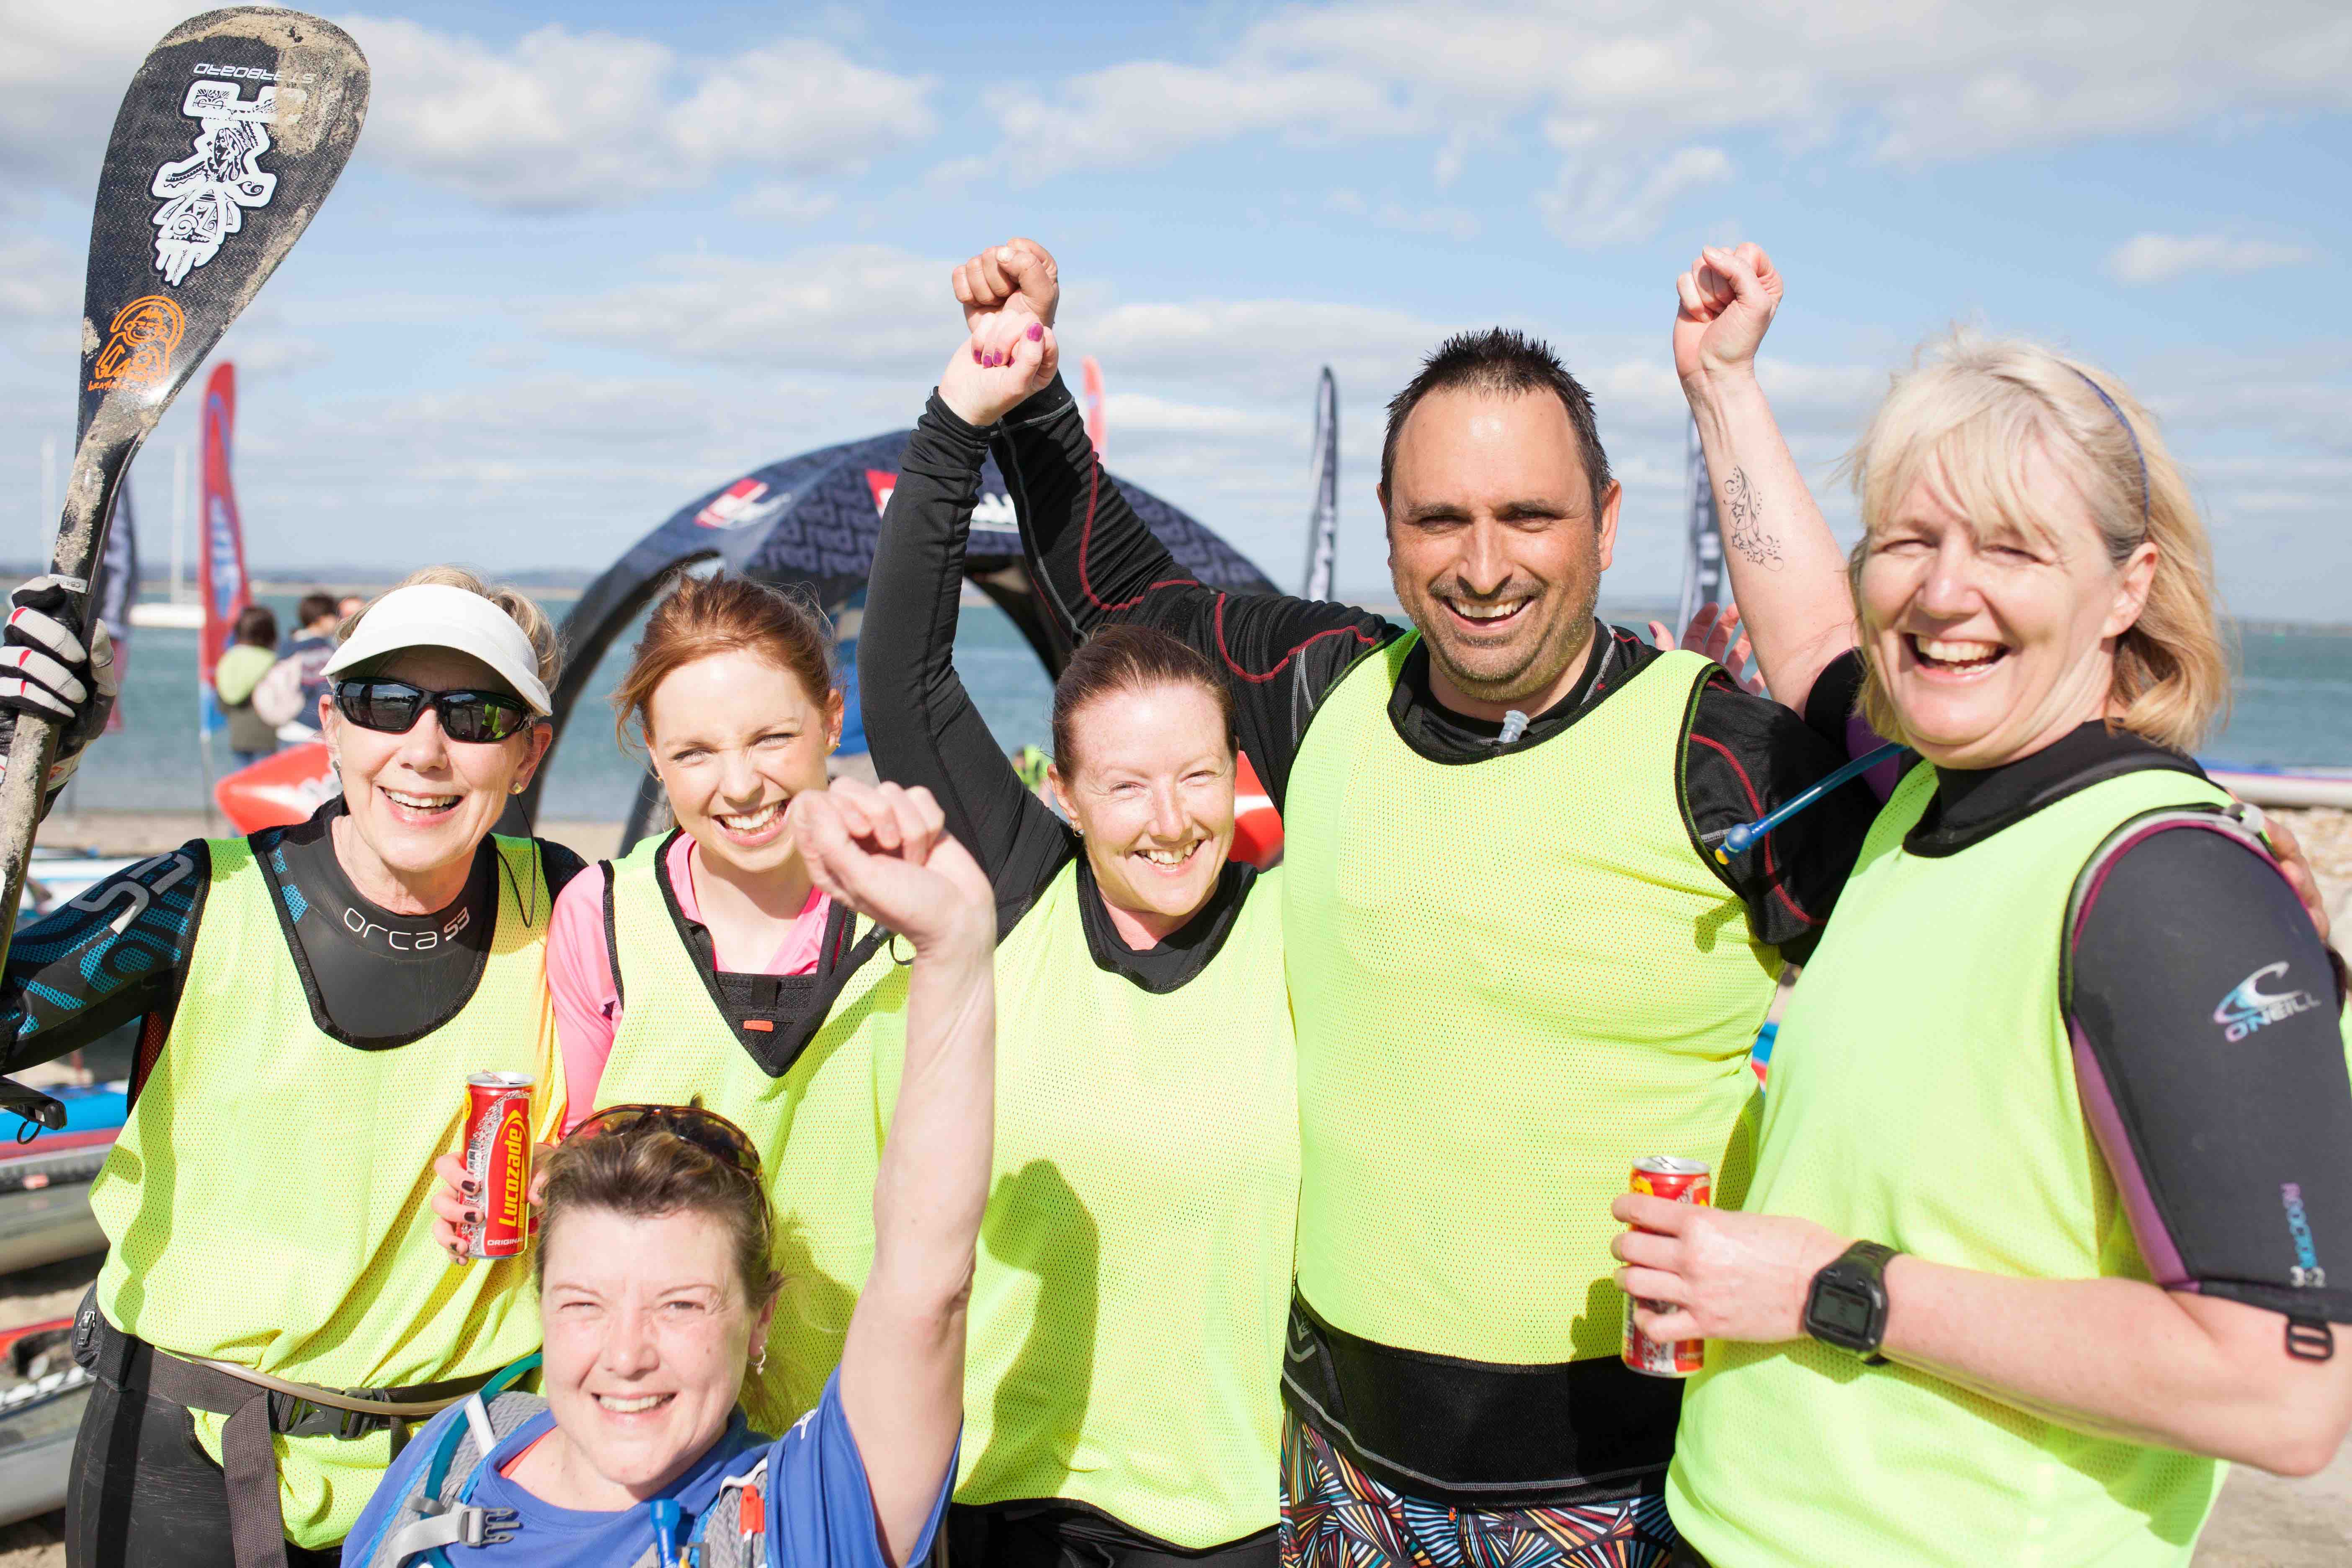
[568,1101,764,1184]
[333,678,534,744]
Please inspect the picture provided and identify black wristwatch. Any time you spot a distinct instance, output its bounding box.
[1804,1240,1900,1362]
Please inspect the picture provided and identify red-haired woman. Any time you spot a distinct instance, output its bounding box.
[438,574,908,1442]
[853,301,1297,1564]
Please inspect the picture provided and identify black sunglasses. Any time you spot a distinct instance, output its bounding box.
[333,678,533,744]
[569,1101,764,1184]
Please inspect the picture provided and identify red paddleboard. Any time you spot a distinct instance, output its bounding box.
[215,741,338,833]
[1232,752,1282,870]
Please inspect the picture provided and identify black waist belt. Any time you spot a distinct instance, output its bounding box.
[73,1289,490,1568]
[1281,1291,1682,1509]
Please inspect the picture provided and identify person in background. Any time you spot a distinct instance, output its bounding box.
[1630,242,2352,1567]
[859,307,1296,1565]
[347,778,993,1568]
[214,601,281,766]
[338,593,365,621]
[265,590,344,740]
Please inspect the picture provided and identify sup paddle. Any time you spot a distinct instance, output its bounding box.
[0,9,367,1132]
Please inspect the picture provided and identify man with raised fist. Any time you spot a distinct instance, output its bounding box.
[952,238,1880,1566]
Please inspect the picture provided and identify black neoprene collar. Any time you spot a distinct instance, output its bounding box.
[257,799,503,1049]
[1906,721,2206,857]
[1385,619,1638,766]
[1069,848,1261,995]
[641,830,893,1080]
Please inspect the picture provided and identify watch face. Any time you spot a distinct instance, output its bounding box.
[1814,1282,1876,1338]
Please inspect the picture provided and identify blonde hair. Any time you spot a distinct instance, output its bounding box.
[1844,331,2227,751]
[338,565,565,694]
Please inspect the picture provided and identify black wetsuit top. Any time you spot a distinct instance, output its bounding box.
[859,401,1273,1563]
[1839,687,2352,1328]
[987,377,1877,964]
[0,800,585,1086]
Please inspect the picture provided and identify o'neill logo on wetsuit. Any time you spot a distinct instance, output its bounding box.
[2213,961,2322,1043]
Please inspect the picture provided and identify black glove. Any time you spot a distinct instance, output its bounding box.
[0,576,119,811]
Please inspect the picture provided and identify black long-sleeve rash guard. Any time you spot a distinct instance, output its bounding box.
[989,374,1876,963]
[1897,719,2352,1325]
[0,803,585,1086]
[858,395,1259,991]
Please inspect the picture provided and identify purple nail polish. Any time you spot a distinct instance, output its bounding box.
[1026,322,1043,341]
[972,347,983,363]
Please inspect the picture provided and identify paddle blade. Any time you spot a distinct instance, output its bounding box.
[0,9,368,1001]
[77,8,368,456]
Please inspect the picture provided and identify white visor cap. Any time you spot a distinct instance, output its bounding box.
[321,583,552,716]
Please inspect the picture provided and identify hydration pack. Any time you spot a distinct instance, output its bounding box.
[350,1355,773,1568]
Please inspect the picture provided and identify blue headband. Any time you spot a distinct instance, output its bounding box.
[2067,367,2150,525]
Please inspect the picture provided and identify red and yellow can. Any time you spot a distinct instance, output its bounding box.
[462,1072,534,1260]
[1622,1156,1711,1378]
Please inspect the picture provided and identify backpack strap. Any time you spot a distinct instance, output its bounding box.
[364,1355,545,1568]
[693,1455,771,1568]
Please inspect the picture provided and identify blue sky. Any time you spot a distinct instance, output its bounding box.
[2,1,2346,614]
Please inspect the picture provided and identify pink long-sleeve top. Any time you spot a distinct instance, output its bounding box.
[545,833,831,1131]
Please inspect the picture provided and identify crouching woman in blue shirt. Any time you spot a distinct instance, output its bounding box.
[348,779,997,1568]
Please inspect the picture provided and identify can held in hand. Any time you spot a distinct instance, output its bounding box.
[1622,1156,1712,1378]
[462,1072,534,1260]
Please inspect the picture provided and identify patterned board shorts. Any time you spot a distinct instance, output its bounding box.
[1279,1409,1679,1568]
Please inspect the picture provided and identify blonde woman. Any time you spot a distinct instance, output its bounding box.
[0,568,587,1568]
[1616,244,2352,1567]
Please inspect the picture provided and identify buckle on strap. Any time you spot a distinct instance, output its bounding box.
[382,1503,520,1564]
[269,1385,396,1441]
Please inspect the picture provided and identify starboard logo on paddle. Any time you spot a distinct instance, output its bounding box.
[85,295,186,392]
[150,79,280,286]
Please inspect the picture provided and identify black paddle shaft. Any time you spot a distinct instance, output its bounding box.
[0,10,366,1125]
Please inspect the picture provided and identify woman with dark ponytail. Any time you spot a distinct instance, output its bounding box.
[854,291,1297,1564]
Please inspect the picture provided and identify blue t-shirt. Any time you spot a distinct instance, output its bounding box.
[346,1369,949,1568]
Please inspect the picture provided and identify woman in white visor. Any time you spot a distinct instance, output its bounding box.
[0,566,588,1568]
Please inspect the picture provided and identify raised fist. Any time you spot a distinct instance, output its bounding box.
[938,305,1060,428]
[1674,242,1783,387]
[788,779,993,958]
[952,239,1059,332]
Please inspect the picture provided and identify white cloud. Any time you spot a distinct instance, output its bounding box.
[0,8,935,210]
[540,245,952,372]
[0,0,190,187]
[351,18,936,209]
[973,1,2352,189]
[1538,147,1731,248]
[2106,233,2315,286]
[732,183,842,224]
[1327,190,1480,241]
[0,239,77,322]
[977,59,1403,182]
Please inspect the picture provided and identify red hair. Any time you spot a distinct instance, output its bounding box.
[613,572,837,752]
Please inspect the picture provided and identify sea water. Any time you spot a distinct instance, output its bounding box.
[58,595,2352,823]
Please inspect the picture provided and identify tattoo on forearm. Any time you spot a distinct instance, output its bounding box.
[1724,466,1783,571]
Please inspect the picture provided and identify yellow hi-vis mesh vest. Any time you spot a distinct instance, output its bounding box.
[1669,763,2245,1568]
[1284,638,1779,1364]
[592,830,907,1435]
[956,858,1297,1550]
[92,833,562,1550]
